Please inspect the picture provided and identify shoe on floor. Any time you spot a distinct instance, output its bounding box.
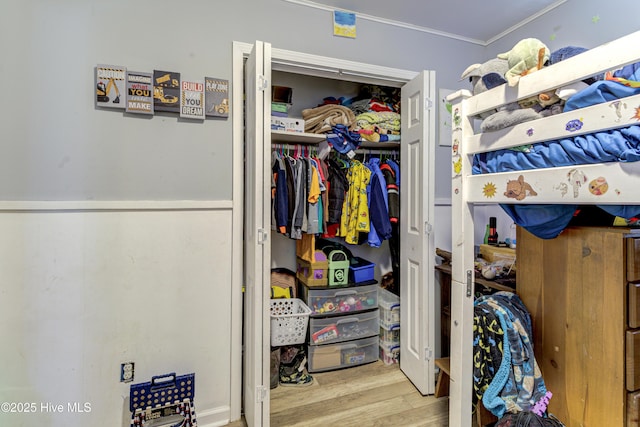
[279,370,314,387]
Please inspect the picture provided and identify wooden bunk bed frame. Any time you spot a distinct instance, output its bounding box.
[447,30,640,425]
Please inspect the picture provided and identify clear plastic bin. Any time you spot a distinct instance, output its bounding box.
[379,322,400,346]
[309,309,379,345]
[308,336,378,372]
[378,287,400,328]
[301,283,378,316]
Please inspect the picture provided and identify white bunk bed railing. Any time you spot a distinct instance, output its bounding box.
[446,30,640,427]
[466,93,640,154]
[465,162,640,204]
[465,30,640,120]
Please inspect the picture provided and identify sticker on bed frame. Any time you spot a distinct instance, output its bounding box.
[504,175,537,200]
[453,107,461,129]
[482,182,497,198]
[565,118,584,132]
[554,182,569,197]
[588,176,609,195]
[452,138,459,156]
[610,100,627,122]
[452,156,462,177]
[566,168,588,197]
[526,128,534,137]
[633,105,640,121]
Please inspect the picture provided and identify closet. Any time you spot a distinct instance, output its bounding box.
[234,40,437,427]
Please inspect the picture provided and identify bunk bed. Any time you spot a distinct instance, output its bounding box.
[447,30,640,426]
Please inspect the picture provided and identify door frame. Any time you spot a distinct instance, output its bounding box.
[232,40,434,425]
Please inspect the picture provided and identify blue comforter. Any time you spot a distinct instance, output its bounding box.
[473,79,640,239]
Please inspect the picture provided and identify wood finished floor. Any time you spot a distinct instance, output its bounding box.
[226,360,449,427]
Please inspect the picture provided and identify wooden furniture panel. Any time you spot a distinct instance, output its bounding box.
[628,390,640,427]
[629,330,640,391]
[517,226,628,427]
[628,238,640,283]
[630,283,640,329]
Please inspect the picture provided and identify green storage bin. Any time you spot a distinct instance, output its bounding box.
[327,250,349,286]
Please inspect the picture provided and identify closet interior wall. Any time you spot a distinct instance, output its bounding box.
[270,70,401,283]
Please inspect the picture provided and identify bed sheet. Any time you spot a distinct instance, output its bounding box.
[472,79,640,239]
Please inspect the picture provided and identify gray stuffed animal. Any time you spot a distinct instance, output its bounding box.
[461,57,542,132]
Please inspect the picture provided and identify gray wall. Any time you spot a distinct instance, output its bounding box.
[488,1,640,57]
[0,0,482,202]
[1,0,638,201]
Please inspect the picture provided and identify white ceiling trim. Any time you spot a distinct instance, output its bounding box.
[283,0,486,45]
[484,0,567,45]
[283,0,567,46]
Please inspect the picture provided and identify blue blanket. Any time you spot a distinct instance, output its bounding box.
[473,80,640,239]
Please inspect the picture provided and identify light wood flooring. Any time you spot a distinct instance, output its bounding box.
[226,360,449,427]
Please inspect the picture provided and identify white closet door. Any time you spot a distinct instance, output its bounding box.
[243,40,272,427]
[400,70,436,395]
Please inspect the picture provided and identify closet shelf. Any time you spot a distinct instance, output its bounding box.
[271,130,400,149]
[271,130,325,144]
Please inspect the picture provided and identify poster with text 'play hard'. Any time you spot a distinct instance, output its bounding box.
[125,71,153,115]
[180,80,205,120]
[96,64,126,109]
[205,77,229,118]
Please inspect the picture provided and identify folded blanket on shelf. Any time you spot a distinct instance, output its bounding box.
[302,104,356,134]
[355,111,401,133]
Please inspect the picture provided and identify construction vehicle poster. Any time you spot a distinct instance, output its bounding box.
[125,71,154,115]
[96,64,127,109]
[153,70,181,113]
[180,80,205,120]
[205,77,229,118]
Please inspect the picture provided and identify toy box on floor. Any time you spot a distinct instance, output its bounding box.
[129,372,197,427]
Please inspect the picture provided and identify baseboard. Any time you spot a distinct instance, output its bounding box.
[195,405,233,427]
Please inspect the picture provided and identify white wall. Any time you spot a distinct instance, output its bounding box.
[0,204,232,427]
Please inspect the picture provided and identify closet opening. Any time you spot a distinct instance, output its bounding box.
[235,40,436,426]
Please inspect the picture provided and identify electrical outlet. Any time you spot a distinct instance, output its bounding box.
[120,362,134,383]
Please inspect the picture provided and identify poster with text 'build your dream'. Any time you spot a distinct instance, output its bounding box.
[180,80,205,120]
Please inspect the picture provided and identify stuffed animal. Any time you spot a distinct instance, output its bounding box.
[461,57,542,132]
[498,38,550,86]
[460,58,511,119]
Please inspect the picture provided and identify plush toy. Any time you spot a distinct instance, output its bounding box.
[460,58,512,119]
[498,38,550,86]
[461,57,543,132]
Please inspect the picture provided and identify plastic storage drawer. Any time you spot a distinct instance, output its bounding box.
[309,309,379,345]
[378,287,400,328]
[301,283,378,316]
[308,336,378,372]
[379,322,400,346]
[379,339,400,365]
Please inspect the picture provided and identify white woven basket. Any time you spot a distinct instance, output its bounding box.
[270,298,312,346]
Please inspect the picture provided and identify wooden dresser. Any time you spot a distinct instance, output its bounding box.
[517,226,640,426]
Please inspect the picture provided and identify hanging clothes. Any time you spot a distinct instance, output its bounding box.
[366,157,392,247]
[338,160,371,244]
[324,158,349,237]
[272,151,289,234]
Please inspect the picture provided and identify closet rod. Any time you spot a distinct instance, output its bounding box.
[353,148,399,155]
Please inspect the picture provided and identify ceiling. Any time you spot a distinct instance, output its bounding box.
[284,0,567,45]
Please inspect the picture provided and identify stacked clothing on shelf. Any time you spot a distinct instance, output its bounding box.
[299,84,402,149]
